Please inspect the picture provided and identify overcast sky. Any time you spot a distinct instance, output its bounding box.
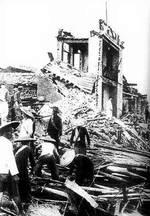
[0,0,150,99]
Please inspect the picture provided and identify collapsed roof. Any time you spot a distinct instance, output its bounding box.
[42,60,96,94]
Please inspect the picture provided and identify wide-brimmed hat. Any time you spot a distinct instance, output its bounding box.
[0,121,20,132]
[14,137,36,142]
[60,149,75,167]
[20,107,34,119]
[40,136,56,143]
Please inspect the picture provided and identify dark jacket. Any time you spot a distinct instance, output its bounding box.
[47,114,62,140]
[70,126,90,148]
[15,145,35,177]
[69,154,94,186]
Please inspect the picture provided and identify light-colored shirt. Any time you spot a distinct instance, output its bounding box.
[40,142,58,157]
[19,118,33,138]
[0,136,18,176]
[0,86,9,102]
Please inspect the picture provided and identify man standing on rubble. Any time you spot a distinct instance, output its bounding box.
[70,118,90,155]
[19,107,34,138]
[13,86,22,121]
[0,121,22,214]
[19,107,35,154]
[14,137,35,205]
[47,106,62,152]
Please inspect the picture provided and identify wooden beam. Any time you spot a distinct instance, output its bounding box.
[127,83,137,86]
[102,76,117,87]
[61,39,88,44]
[123,92,138,97]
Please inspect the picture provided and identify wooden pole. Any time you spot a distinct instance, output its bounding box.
[106,0,108,24]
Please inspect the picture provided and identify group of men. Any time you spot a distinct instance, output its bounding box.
[0,103,93,214]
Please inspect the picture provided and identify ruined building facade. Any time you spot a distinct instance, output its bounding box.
[56,20,124,118]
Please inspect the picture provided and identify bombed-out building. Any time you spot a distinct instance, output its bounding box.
[0,19,147,117]
[56,19,124,117]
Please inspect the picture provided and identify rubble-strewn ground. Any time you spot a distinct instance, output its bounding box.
[28,82,150,216]
[26,203,62,216]
[1,62,150,215]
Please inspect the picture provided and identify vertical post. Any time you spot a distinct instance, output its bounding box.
[88,34,103,111]
[105,0,108,24]
[135,97,138,114]
[70,46,74,65]
[117,49,123,118]
[97,38,103,110]
[57,39,63,61]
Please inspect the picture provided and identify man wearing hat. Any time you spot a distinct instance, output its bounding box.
[14,137,35,204]
[69,154,94,186]
[47,106,62,152]
[34,136,60,180]
[60,150,94,186]
[19,107,34,138]
[0,121,22,213]
[10,86,22,121]
[19,107,35,154]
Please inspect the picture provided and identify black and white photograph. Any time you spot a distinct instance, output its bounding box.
[0,0,150,215]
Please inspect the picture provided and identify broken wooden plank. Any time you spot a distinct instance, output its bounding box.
[41,186,68,199]
[96,192,150,199]
[65,179,98,208]
[94,143,150,158]
[97,171,128,183]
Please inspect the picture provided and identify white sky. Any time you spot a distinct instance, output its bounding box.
[0,0,150,99]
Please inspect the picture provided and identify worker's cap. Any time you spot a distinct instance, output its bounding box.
[60,149,75,167]
[40,136,56,143]
[20,107,34,119]
[52,106,61,114]
[14,137,36,142]
[0,121,20,132]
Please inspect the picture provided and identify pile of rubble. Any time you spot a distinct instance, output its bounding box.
[38,61,150,153]
[30,88,150,215]
[7,61,147,216]
[60,107,150,152]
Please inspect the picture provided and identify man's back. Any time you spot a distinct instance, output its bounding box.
[70,126,90,147]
